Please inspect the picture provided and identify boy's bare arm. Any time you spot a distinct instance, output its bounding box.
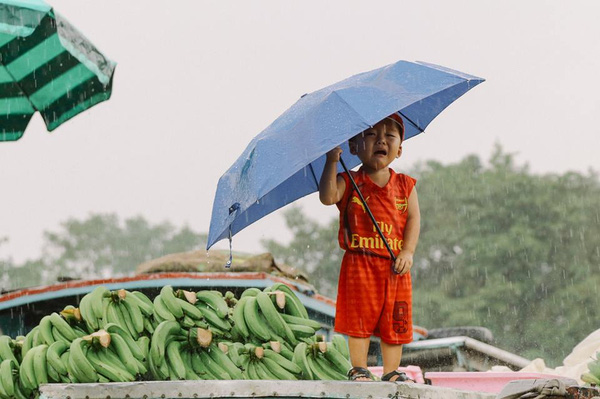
[394,188,421,275]
[319,147,346,205]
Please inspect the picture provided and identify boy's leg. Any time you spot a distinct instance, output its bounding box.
[348,336,371,381]
[380,341,403,375]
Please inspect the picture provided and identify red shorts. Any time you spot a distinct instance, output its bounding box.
[334,251,413,344]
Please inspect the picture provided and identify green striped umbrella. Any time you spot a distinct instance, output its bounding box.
[0,0,116,141]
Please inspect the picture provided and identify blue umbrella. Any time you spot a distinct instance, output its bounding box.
[207,60,484,253]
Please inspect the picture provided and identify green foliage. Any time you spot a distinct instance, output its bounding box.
[0,214,206,292]
[264,145,600,367]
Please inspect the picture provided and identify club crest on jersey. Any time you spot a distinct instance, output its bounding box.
[351,195,369,213]
[395,197,408,212]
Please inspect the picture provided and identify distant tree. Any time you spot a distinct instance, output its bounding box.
[262,207,341,297]
[0,214,206,291]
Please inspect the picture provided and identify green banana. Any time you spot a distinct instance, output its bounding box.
[13,380,29,399]
[253,359,276,380]
[288,323,316,339]
[239,354,251,378]
[331,334,350,359]
[180,349,201,380]
[0,359,17,397]
[269,283,309,319]
[31,327,43,347]
[49,312,78,341]
[104,300,121,330]
[109,333,140,376]
[0,336,17,364]
[165,340,186,380]
[143,317,155,334]
[245,359,260,380]
[47,341,69,376]
[39,316,56,345]
[19,343,38,391]
[153,296,176,322]
[148,348,168,381]
[122,296,145,335]
[280,313,322,330]
[137,336,150,362]
[131,291,154,315]
[243,297,271,341]
[263,348,302,374]
[240,288,261,298]
[89,349,135,382]
[90,286,110,320]
[206,343,243,379]
[261,356,298,380]
[324,343,352,375]
[20,327,36,359]
[150,321,181,367]
[178,298,204,320]
[69,338,99,383]
[160,286,184,319]
[78,293,98,331]
[114,301,138,338]
[103,323,145,362]
[293,342,313,380]
[231,297,251,338]
[181,315,196,328]
[313,352,346,380]
[305,353,331,380]
[197,349,229,379]
[190,349,215,380]
[196,291,228,319]
[50,326,71,344]
[46,361,61,383]
[197,304,231,332]
[256,292,296,344]
[32,344,48,386]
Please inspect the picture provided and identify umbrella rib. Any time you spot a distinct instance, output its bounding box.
[308,164,320,189]
[398,111,424,133]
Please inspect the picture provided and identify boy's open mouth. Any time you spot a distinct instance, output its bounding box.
[374,150,387,156]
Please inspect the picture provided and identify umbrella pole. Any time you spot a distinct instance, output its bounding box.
[339,158,399,271]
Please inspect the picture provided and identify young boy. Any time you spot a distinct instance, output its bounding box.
[319,113,420,382]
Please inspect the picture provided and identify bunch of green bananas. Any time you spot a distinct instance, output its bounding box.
[78,287,155,339]
[231,285,321,348]
[0,282,355,395]
[233,343,303,380]
[582,355,600,385]
[0,336,24,399]
[147,320,242,381]
[152,286,233,339]
[291,336,352,381]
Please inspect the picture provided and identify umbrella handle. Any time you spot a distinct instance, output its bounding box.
[338,158,400,274]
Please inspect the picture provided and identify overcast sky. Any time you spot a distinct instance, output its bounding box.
[1,0,599,263]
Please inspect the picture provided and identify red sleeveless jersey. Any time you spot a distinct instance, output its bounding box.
[336,168,416,259]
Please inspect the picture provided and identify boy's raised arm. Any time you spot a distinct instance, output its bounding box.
[319,147,346,205]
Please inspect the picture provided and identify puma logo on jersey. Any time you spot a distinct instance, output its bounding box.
[351,195,369,213]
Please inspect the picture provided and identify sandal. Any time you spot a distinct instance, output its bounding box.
[381,370,415,383]
[347,366,375,381]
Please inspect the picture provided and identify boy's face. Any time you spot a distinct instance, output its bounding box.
[349,118,403,172]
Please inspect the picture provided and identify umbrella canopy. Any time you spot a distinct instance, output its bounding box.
[207,60,484,250]
[0,0,116,141]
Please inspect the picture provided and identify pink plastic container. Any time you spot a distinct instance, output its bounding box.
[368,365,425,383]
[424,371,567,393]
